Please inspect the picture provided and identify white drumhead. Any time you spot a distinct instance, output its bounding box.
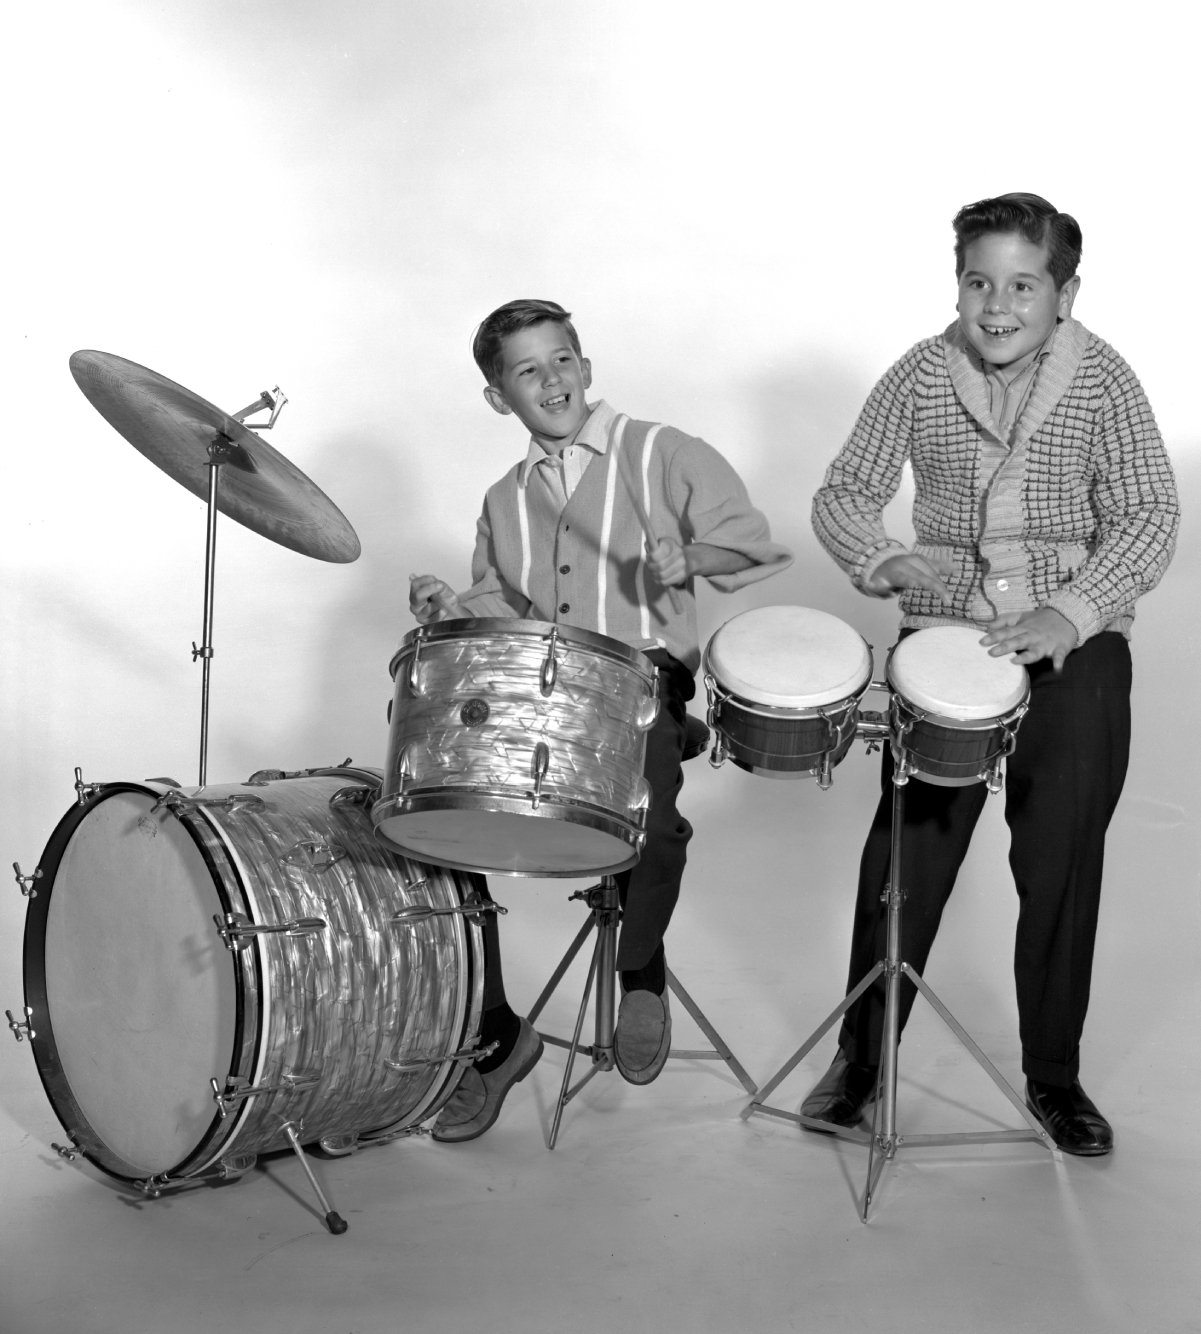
[705,605,871,708]
[888,626,1028,720]
[43,791,237,1175]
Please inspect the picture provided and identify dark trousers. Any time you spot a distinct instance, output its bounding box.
[479,650,695,1005]
[839,632,1131,1087]
[614,651,695,970]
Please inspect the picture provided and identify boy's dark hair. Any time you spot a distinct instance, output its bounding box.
[472,299,583,385]
[953,192,1083,290]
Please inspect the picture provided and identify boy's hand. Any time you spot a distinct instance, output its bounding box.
[980,608,1078,671]
[645,537,688,587]
[865,554,952,602]
[409,574,464,623]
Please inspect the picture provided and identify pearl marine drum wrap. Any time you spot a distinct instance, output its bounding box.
[372,618,661,877]
[20,766,487,1190]
[703,605,874,786]
[886,626,1030,789]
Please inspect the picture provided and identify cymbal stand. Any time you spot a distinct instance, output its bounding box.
[528,875,756,1149]
[741,694,1053,1221]
[192,389,286,785]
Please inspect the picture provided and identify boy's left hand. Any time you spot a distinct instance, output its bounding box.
[980,608,1078,671]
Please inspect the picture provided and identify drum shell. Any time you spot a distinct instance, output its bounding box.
[888,701,1028,786]
[885,628,1030,787]
[705,690,863,779]
[21,768,485,1186]
[373,618,659,877]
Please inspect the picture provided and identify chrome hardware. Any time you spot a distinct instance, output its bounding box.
[392,743,413,791]
[529,742,550,808]
[232,385,288,431]
[390,899,508,925]
[407,631,426,694]
[330,783,375,809]
[279,839,347,872]
[151,789,265,816]
[214,912,328,951]
[52,1141,81,1161]
[6,1007,34,1042]
[539,627,561,696]
[135,1154,256,1197]
[210,1070,321,1117]
[385,1040,498,1074]
[73,767,99,807]
[13,862,41,899]
[280,1119,348,1235]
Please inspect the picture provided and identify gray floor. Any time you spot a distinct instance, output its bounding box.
[3,744,1198,1334]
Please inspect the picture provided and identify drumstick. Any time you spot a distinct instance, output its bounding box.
[615,451,685,614]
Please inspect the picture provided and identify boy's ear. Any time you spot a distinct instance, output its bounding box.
[1058,275,1081,320]
[483,384,512,416]
[581,357,593,390]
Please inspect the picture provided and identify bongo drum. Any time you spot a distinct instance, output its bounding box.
[886,627,1029,790]
[703,605,873,787]
[372,619,660,877]
[19,766,487,1191]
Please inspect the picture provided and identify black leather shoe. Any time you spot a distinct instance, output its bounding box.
[1025,1079,1114,1156]
[800,1054,879,1131]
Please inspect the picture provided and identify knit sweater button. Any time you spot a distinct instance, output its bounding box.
[558,602,570,614]
[559,564,571,574]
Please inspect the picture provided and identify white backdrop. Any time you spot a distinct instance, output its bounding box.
[4,1,1198,1021]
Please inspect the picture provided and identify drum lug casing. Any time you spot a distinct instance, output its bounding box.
[214,911,328,952]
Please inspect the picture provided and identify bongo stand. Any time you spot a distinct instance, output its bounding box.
[527,874,757,1149]
[741,711,1053,1222]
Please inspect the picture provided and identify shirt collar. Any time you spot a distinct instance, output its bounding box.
[518,400,617,487]
[945,318,1061,380]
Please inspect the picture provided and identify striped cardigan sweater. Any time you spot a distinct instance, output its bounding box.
[811,319,1179,642]
[456,402,793,673]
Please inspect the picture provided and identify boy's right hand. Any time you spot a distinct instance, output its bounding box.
[409,574,464,623]
[865,554,951,603]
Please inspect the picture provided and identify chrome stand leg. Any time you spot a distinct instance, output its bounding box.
[744,771,1054,1222]
[280,1122,348,1235]
[531,875,753,1149]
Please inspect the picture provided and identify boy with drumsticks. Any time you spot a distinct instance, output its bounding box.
[807,193,1179,1153]
[409,299,792,1139]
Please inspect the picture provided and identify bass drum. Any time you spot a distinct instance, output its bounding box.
[20,766,487,1190]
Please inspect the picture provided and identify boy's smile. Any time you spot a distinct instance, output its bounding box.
[957,232,1079,376]
[484,321,592,451]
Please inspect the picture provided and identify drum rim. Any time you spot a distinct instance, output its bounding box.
[390,617,659,681]
[372,790,643,878]
[21,781,254,1184]
[705,676,870,721]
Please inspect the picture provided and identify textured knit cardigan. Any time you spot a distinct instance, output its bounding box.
[811,318,1180,643]
[456,403,793,673]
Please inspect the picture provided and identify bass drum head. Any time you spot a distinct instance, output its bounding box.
[29,788,238,1178]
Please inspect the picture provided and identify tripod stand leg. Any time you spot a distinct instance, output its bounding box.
[903,966,1052,1146]
[665,968,757,1094]
[528,911,597,1029]
[742,964,883,1124]
[548,943,603,1149]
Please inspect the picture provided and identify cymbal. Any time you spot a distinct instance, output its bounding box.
[69,350,361,563]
